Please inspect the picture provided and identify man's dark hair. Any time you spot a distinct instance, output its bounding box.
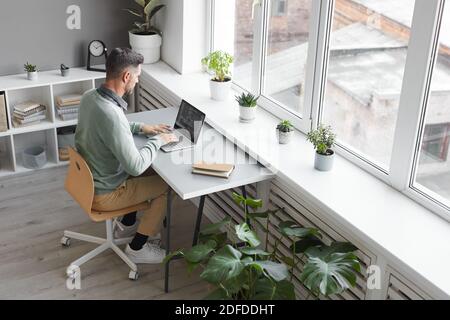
[106,47,144,79]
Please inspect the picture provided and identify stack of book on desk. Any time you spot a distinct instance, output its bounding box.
[55,94,82,121]
[192,162,235,178]
[12,101,47,127]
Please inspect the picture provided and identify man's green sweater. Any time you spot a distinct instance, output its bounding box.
[75,87,163,195]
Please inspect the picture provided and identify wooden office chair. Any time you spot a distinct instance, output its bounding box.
[61,148,152,281]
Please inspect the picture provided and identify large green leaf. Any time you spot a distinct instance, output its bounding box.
[200,245,244,284]
[300,252,361,296]
[200,217,231,235]
[278,221,321,238]
[247,208,278,220]
[305,241,358,259]
[232,192,262,209]
[184,240,216,263]
[199,231,228,249]
[247,260,289,282]
[240,247,270,256]
[144,0,158,16]
[290,237,324,254]
[149,4,165,21]
[253,278,296,300]
[235,223,261,247]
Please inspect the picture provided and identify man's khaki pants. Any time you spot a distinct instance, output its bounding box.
[92,169,168,237]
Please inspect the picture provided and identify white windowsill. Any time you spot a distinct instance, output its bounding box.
[140,61,450,298]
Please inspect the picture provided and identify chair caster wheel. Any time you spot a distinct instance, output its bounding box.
[129,270,139,281]
[61,236,71,247]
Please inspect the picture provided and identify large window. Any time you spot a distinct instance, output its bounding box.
[321,0,416,170]
[212,0,450,221]
[413,1,450,207]
[264,0,312,116]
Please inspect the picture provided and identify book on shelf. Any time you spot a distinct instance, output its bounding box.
[13,114,46,125]
[56,94,82,107]
[13,101,42,113]
[191,162,235,178]
[56,106,79,114]
[13,104,46,117]
[58,113,78,121]
[0,92,8,132]
[13,110,46,120]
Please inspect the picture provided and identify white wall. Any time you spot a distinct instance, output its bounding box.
[155,0,208,74]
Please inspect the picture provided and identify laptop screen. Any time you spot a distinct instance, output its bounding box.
[174,100,206,143]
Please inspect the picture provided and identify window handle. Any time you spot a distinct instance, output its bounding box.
[252,0,262,19]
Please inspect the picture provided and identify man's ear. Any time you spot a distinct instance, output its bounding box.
[122,70,131,83]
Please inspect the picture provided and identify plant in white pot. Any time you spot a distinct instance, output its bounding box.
[307,125,336,171]
[24,62,38,80]
[276,120,294,144]
[124,0,165,64]
[235,92,258,123]
[201,51,234,101]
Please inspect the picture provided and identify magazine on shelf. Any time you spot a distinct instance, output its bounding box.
[13,101,42,113]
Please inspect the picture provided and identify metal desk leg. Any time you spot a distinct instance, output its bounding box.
[192,195,206,246]
[164,188,172,293]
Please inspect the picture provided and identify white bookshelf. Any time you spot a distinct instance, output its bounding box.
[0,67,106,178]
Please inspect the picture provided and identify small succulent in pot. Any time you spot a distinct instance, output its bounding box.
[306,124,336,171]
[24,62,38,80]
[202,51,234,101]
[276,120,294,144]
[235,92,258,122]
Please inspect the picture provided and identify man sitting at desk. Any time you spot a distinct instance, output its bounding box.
[75,48,177,264]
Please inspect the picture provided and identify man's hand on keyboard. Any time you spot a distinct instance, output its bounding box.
[159,133,179,146]
[142,123,172,135]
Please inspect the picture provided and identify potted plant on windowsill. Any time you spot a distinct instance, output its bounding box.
[235,92,259,123]
[201,51,234,101]
[307,124,336,171]
[24,62,38,81]
[276,120,294,144]
[124,0,165,64]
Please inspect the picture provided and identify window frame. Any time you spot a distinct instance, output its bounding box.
[209,0,450,222]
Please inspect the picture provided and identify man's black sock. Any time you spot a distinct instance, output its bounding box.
[121,211,137,226]
[129,233,148,251]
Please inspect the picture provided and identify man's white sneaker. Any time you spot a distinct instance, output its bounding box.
[125,243,166,264]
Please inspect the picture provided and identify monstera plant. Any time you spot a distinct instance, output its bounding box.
[165,192,361,300]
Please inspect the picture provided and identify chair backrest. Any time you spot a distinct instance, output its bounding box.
[65,148,94,215]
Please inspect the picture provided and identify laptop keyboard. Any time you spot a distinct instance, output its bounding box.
[162,134,192,151]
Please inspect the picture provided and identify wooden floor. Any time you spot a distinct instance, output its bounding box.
[0,166,210,300]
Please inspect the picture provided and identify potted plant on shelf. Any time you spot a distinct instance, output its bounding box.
[276,120,294,144]
[201,51,234,101]
[164,193,361,300]
[124,0,166,64]
[307,124,336,171]
[24,62,38,80]
[235,92,259,123]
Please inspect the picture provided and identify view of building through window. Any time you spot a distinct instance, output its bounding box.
[322,0,416,169]
[233,0,450,207]
[414,2,450,205]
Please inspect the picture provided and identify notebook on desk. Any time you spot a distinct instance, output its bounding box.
[192,162,235,178]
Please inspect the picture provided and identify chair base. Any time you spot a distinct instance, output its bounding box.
[62,219,139,281]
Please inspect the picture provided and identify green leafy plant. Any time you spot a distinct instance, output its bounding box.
[306,124,336,155]
[24,62,37,73]
[276,120,294,133]
[124,0,165,35]
[201,51,234,82]
[235,92,259,108]
[165,192,361,300]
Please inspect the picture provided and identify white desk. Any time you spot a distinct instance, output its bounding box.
[128,108,273,292]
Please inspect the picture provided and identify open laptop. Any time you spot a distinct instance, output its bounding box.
[160,100,206,152]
